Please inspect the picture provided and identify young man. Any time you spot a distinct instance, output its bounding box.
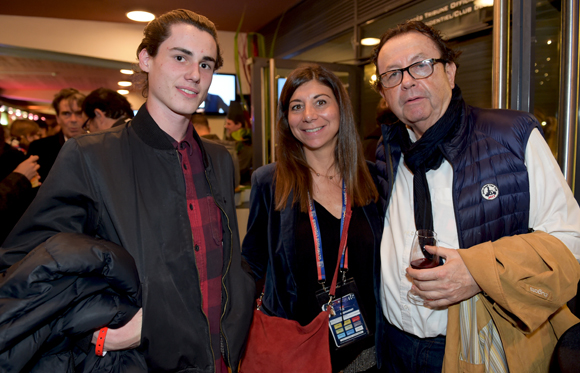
[0,9,254,372]
[372,21,580,372]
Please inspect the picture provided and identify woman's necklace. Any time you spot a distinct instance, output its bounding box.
[311,168,339,181]
[314,171,335,180]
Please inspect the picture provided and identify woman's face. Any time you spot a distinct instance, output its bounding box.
[287,80,340,155]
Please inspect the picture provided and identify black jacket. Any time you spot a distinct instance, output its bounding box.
[0,172,33,245]
[27,131,65,182]
[0,233,143,372]
[241,162,388,368]
[1,105,255,372]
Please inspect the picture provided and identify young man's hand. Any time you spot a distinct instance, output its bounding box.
[92,308,143,351]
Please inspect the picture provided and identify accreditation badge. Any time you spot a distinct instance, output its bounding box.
[315,278,370,348]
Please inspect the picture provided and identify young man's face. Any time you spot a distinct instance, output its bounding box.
[377,31,456,138]
[56,100,85,139]
[139,23,217,122]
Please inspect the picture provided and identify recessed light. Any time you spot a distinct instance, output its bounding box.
[117,90,130,95]
[127,11,155,22]
[118,81,133,87]
[120,69,134,75]
[361,38,380,46]
[474,0,494,6]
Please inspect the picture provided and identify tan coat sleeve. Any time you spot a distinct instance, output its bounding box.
[458,231,580,333]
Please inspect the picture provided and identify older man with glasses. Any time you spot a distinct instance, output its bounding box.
[372,21,580,373]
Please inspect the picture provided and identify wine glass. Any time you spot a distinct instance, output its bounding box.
[407,229,440,305]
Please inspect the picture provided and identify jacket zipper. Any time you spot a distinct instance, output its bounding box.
[174,149,217,373]
[204,169,233,369]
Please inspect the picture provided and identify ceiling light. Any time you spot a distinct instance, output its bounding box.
[361,38,380,46]
[117,90,130,95]
[118,81,133,87]
[120,69,134,75]
[474,0,494,7]
[547,40,552,45]
[127,11,155,22]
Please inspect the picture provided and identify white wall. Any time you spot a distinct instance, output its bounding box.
[0,15,243,71]
[0,15,250,109]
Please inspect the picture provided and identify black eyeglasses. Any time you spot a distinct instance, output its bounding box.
[379,58,447,89]
[82,118,91,132]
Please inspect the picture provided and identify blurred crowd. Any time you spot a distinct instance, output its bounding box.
[0,86,254,245]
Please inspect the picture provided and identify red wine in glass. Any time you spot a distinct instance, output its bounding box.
[407,229,440,305]
[410,257,439,269]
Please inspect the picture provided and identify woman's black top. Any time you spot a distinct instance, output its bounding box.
[295,200,376,372]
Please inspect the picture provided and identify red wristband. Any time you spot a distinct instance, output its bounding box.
[95,327,108,356]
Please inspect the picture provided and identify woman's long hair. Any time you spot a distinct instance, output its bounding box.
[274,64,378,211]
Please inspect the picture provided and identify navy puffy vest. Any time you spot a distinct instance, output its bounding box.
[376,103,541,249]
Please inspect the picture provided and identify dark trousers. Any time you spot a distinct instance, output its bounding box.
[380,322,446,373]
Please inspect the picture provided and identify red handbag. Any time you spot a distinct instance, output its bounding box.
[240,305,332,373]
[240,197,352,373]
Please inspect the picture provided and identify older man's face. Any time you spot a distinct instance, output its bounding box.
[377,31,456,139]
[56,99,85,138]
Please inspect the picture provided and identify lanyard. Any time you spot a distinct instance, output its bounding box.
[308,180,350,286]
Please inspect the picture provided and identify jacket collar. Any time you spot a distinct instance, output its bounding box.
[131,104,211,169]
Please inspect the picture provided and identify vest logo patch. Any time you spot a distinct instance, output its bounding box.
[481,184,499,200]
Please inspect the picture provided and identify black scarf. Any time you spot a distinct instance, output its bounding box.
[390,86,464,231]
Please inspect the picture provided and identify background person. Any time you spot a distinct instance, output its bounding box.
[192,113,240,187]
[9,119,40,153]
[0,127,40,244]
[372,21,580,372]
[242,64,386,372]
[82,88,134,133]
[27,88,85,182]
[0,9,254,372]
[362,98,398,162]
[224,101,253,185]
[34,119,49,138]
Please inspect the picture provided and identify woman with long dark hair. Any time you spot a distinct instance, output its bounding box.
[242,64,385,372]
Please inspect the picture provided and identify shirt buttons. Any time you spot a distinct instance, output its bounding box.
[183,163,187,170]
[189,204,193,210]
[194,244,200,252]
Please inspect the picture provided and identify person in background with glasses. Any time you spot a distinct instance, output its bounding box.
[82,88,134,133]
[372,21,580,373]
